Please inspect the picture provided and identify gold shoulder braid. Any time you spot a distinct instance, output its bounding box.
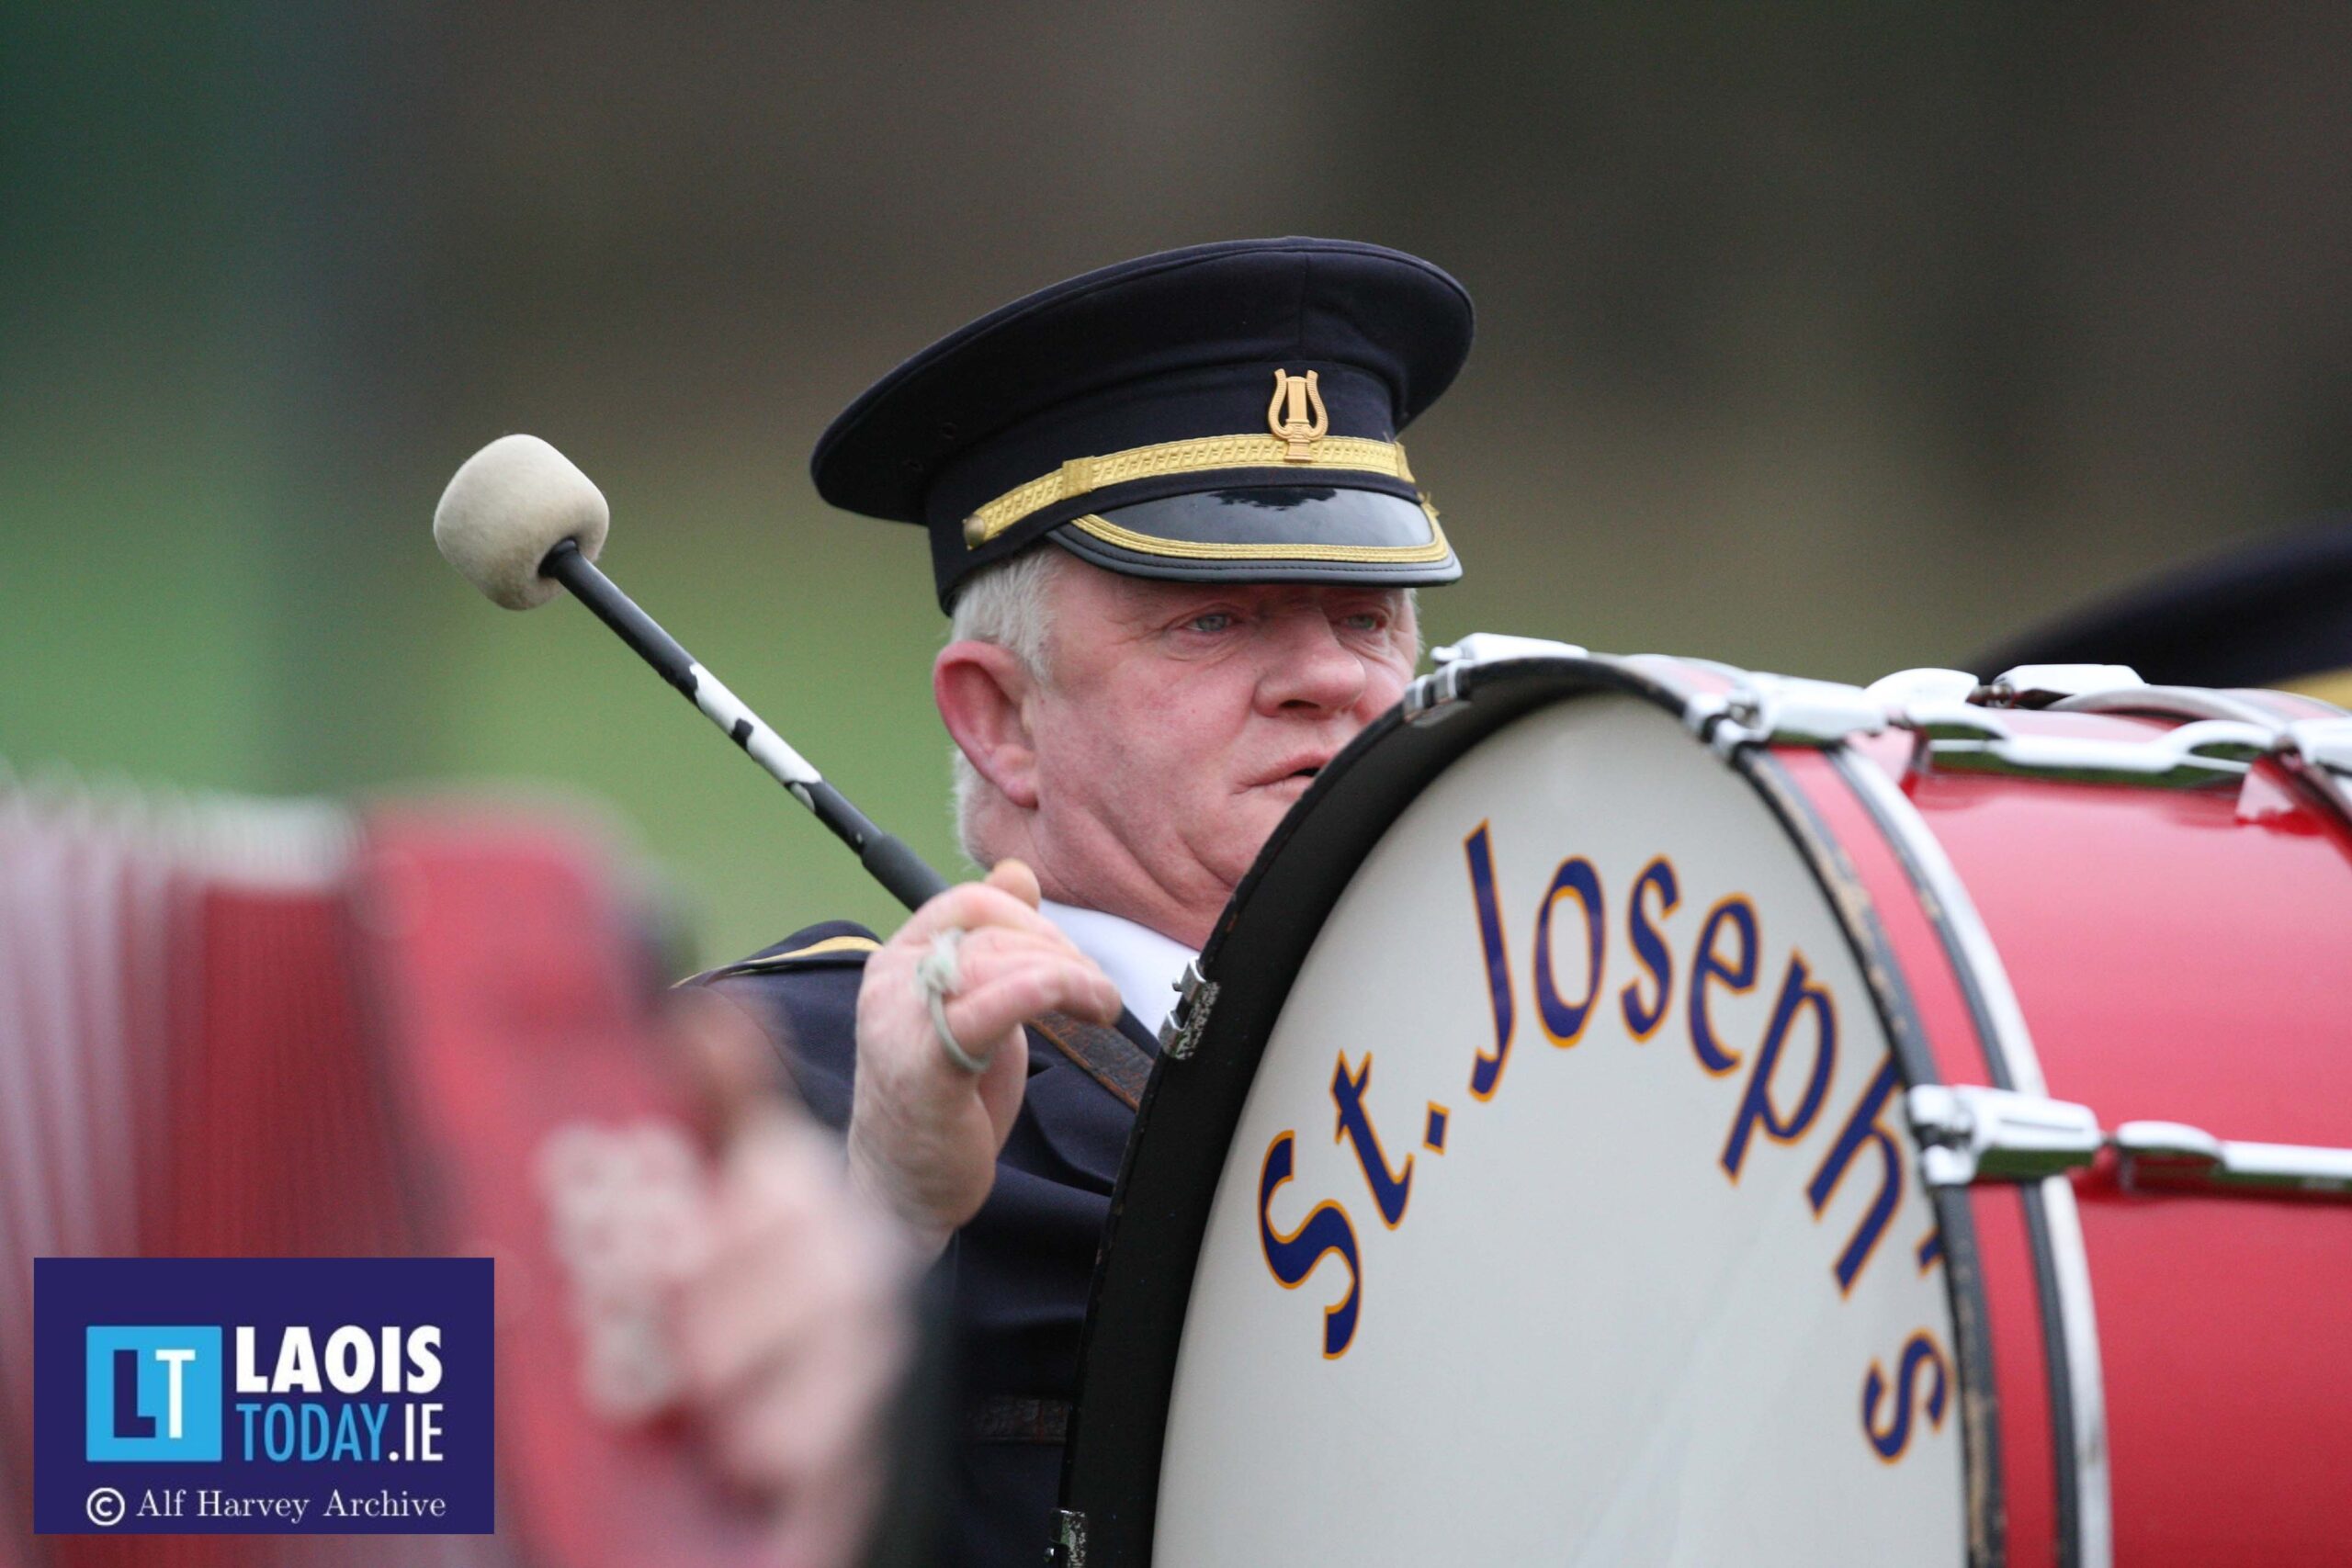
[704,933,881,976]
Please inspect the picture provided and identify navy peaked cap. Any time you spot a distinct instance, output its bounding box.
[810,238,1475,608]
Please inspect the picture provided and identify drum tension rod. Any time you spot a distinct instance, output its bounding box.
[1906,1085,2352,1199]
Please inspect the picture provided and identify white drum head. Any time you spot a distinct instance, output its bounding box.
[1078,677,1969,1566]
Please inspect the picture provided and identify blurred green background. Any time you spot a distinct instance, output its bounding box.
[7,5,2351,966]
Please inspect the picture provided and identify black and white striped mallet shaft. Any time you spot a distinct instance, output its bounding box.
[432,434,950,912]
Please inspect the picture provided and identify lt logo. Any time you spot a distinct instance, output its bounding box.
[85,1327,222,1461]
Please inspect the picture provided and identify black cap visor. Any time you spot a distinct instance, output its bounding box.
[1048,485,1460,586]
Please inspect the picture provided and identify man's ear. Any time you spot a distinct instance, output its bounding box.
[934,640,1040,809]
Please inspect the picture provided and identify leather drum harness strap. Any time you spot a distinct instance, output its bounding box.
[965,1009,1154,1444]
[1028,1009,1153,1111]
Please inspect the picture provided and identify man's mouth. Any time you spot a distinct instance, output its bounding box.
[1253,757,1331,791]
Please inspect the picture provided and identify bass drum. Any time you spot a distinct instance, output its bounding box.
[1058,650,2352,1568]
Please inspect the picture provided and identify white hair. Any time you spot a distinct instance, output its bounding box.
[947,545,1066,864]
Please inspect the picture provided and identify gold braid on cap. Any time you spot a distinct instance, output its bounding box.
[960,431,1416,548]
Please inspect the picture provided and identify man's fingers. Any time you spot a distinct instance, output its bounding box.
[926,923,1091,978]
[944,963,1123,1046]
[879,934,1120,1088]
[983,857,1042,909]
[899,878,1074,950]
[847,867,1121,1248]
[925,925,1114,1000]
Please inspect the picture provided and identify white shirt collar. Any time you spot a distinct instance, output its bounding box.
[1037,898,1198,1039]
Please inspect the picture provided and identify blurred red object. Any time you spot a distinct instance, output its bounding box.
[0,782,776,1568]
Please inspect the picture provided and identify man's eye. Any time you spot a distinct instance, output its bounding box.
[1185,612,1236,634]
[1339,611,1385,632]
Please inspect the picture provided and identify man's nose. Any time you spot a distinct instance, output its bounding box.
[1255,611,1370,715]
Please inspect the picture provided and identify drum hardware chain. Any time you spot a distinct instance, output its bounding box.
[1907,1086,2352,1200]
[2038,685,2352,818]
[1862,666,1981,710]
[1912,716,2273,790]
[1889,699,2010,744]
[1053,1507,1088,1568]
[2286,715,2352,784]
[1668,661,2335,801]
[1159,962,1219,1060]
[1688,673,1888,756]
[2280,716,2352,777]
[1430,632,1589,666]
[2219,714,2352,805]
[2049,683,2290,727]
[1867,678,2352,802]
[1858,663,2153,716]
[2275,716,2352,820]
[1979,663,2146,709]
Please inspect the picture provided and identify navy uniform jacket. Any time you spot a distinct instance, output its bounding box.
[689,919,1157,1568]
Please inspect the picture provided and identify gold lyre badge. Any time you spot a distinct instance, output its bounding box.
[1268,368,1329,461]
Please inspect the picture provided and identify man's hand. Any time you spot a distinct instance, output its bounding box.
[848,859,1122,1254]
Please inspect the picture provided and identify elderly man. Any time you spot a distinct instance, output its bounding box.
[686,238,1474,1567]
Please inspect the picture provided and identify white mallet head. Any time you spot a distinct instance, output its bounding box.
[434,434,611,609]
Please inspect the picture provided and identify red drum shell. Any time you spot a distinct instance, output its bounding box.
[1781,704,2352,1568]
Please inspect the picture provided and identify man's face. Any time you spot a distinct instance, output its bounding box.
[1021,559,1419,946]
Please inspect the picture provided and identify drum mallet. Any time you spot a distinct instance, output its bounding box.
[432,434,950,913]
